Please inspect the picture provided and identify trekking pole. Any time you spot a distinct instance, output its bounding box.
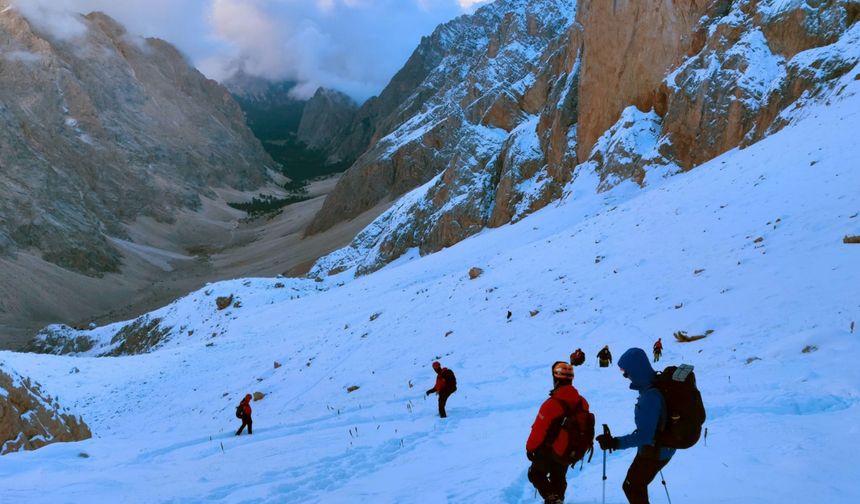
[659,470,672,504]
[602,424,610,504]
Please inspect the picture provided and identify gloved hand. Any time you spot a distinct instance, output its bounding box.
[425,388,435,396]
[596,433,618,452]
[526,450,537,461]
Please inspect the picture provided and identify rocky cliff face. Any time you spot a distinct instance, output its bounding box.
[307,0,577,238]
[0,362,91,454]
[310,0,858,277]
[0,4,274,276]
[574,0,712,162]
[296,87,358,155]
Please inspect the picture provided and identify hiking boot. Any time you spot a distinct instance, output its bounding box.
[544,494,563,504]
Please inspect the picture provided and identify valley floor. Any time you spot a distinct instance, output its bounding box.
[0,71,858,504]
[0,175,389,349]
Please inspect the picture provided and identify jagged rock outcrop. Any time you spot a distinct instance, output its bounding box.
[28,314,170,357]
[307,0,577,237]
[0,4,274,276]
[0,363,91,454]
[310,0,859,277]
[297,87,358,154]
[661,0,860,168]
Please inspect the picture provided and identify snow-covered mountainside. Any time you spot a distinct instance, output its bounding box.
[309,0,859,276]
[307,0,577,238]
[0,67,858,502]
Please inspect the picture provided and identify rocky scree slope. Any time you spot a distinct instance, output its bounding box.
[309,0,859,277]
[0,4,275,276]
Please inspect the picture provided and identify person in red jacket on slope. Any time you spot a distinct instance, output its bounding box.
[526,362,592,504]
[652,338,663,363]
[236,394,253,435]
[425,361,457,418]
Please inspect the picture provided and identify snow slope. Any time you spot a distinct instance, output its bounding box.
[0,70,859,503]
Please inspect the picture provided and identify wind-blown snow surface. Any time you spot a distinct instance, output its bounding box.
[1,74,860,503]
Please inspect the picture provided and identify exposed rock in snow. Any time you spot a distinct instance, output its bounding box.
[0,362,90,455]
[662,0,859,168]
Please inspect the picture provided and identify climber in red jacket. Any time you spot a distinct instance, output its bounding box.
[526,361,593,504]
[236,394,253,435]
[426,361,457,418]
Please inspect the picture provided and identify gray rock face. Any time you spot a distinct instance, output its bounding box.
[0,362,91,455]
[0,4,274,276]
[297,87,357,155]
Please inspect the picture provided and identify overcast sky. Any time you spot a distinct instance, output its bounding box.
[13,0,491,102]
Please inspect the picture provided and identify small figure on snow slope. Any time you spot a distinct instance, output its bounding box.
[236,394,253,436]
[569,348,585,366]
[653,338,663,363]
[597,345,613,368]
[526,361,594,504]
[426,361,457,418]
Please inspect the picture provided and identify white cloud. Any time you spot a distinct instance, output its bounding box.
[9,0,491,102]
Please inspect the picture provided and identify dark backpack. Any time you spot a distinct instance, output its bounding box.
[653,364,706,449]
[551,398,595,466]
[235,405,244,419]
[442,368,457,392]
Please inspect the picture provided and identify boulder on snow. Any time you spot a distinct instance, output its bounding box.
[673,329,713,343]
[0,364,91,455]
[216,295,234,310]
[273,361,282,369]
[346,385,360,393]
[252,392,265,401]
[843,235,860,244]
[468,267,484,279]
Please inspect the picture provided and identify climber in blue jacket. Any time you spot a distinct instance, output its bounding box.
[596,347,675,504]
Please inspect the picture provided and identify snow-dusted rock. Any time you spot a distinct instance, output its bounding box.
[0,363,90,455]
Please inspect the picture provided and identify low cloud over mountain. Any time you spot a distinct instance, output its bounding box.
[13,0,492,102]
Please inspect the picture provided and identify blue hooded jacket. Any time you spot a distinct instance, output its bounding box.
[615,348,675,461]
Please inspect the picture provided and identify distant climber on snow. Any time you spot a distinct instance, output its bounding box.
[569,348,585,366]
[597,345,612,368]
[426,361,457,418]
[235,394,253,436]
[652,338,663,363]
[596,348,705,504]
[526,361,594,504]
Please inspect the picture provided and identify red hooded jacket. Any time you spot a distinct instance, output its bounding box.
[431,367,456,394]
[240,395,252,417]
[526,384,590,459]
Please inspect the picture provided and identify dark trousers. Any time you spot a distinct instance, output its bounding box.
[438,390,452,418]
[528,456,568,501]
[236,416,253,435]
[622,454,669,504]
[653,350,661,362]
